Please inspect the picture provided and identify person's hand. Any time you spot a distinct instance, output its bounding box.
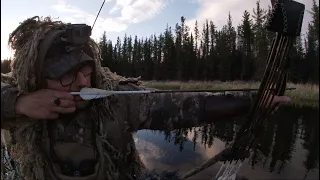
[268,95,291,113]
[15,89,76,120]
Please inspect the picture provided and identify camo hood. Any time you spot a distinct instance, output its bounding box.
[8,16,126,94]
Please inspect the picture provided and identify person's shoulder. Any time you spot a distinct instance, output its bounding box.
[100,67,145,91]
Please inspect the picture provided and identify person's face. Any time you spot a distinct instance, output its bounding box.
[46,62,94,108]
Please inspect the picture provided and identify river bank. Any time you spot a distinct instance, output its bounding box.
[142,81,319,108]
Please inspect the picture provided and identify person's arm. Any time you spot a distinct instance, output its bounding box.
[1,81,21,130]
[125,91,254,131]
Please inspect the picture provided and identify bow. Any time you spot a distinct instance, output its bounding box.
[228,0,305,160]
[182,0,305,179]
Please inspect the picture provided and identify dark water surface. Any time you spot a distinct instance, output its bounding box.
[134,105,319,180]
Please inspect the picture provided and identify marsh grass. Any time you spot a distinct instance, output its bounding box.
[142,81,319,108]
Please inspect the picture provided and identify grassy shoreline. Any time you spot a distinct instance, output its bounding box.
[142,81,319,108]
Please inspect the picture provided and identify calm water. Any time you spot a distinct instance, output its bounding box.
[134,105,319,180]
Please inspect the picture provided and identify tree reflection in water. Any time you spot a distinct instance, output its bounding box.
[136,105,319,179]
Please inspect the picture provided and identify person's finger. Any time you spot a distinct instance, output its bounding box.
[52,90,75,100]
[57,99,76,108]
[52,106,76,114]
[275,96,291,105]
[279,96,291,104]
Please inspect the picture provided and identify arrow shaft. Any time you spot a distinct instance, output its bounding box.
[70,88,295,95]
[150,88,295,93]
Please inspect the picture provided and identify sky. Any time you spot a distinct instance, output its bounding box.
[1,0,316,60]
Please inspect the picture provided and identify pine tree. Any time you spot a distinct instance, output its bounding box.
[252,0,268,80]
[132,36,139,77]
[305,23,318,83]
[238,10,254,80]
[208,21,217,80]
[289,35,305,83]
[99,31,108,67]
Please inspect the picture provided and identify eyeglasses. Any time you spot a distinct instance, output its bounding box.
[60,64,93,87]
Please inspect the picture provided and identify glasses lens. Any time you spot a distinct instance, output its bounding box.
[59,65,92,87]
[60,73,77,87]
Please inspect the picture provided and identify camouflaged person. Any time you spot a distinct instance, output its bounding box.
[1,16,290,180]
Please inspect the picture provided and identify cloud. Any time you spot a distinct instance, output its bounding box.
[186,0,271,35]
[186,0,313,38]
[186,128,226,159]
[51,0,167,41]
[51,0,126,41]
[112,0,167,24]
[52,0,85,14]
[109,0,135,14]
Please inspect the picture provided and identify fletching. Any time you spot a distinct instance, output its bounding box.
[70,87,112,100]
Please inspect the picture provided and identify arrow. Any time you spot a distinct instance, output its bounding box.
[70,87,296,100]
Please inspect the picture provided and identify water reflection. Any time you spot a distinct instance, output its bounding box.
[135,105,319,180]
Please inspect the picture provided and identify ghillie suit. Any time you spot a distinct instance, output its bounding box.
[1,16,255,180]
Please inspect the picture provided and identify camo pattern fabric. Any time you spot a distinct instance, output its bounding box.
[1,82,19,129]
[1,144,23,180]
[1,79,24,180]
[1,80,27,180]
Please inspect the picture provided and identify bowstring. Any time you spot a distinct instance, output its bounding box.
[68,0,106,92]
